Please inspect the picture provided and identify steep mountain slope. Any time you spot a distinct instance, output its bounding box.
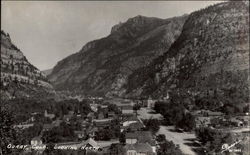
[0,31,54,100]
[48,15,187,97]
[42,68,53,76]
[127,1,249,106]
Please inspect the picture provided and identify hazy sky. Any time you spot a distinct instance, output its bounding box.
[1,1,223,70]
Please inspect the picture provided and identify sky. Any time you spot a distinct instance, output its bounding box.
[1,1,224,70]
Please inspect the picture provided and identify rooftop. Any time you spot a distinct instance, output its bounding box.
[125,143,153,153]
[126,131,153,143]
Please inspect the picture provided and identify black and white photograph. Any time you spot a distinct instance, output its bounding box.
[1,0,249,155]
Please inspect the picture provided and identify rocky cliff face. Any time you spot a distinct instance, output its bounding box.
[48,15,187,97]
[0,31,53,100]
[127,1,249,106]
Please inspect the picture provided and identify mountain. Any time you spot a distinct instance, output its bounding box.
[42,69,53,76]
[0,30,54,100]
[126,1,249,106]
[48,15,188,97]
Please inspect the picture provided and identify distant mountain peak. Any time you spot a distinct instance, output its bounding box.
[48,15,188,97]
[111,15,165,34]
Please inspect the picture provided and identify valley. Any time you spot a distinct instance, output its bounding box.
[1,1,249,155]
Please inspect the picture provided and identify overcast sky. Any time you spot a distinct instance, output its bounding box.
[1,1,223,70]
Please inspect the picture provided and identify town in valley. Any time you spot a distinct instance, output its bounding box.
[1,1,249,155]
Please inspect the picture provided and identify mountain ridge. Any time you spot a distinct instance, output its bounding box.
[1,30,54,100]
[48,14,188,97]
[126,1,249,108]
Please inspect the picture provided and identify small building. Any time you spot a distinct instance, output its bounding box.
[93,118,112,128]
[125,131,154,145]
[123,120,138,127]
[122,106,134,114]
[123,122,145,132]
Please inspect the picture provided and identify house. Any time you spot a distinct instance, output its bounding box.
[93,118,112,128]
[122,117,145,132]
[122,105,134,114]
[81,138,99,150]
[122,115,138,122]
[31,137,43,146]
[125,131,154,145]
[123,122,145,132]
[122,115,139,127]
[123,120,138,127]
[124,143,155,155]
[44,110,55,119]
